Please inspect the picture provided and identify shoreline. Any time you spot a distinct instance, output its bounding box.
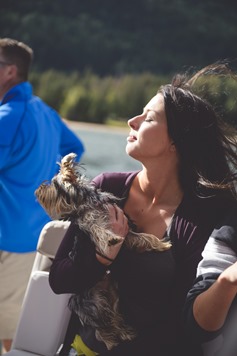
[64,119,129,134]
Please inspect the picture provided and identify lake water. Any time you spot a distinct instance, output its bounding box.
[71,123,142,179]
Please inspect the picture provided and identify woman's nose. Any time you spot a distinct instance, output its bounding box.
[128,115,140,129]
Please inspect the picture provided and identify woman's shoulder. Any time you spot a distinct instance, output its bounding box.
[92,171,139,197]
[172,194,237,251]
[179,193,237,221]
[210,197,237,253]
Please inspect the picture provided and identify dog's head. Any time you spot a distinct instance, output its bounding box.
[35,153,91,220]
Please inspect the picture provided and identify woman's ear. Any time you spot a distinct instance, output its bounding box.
[170,142,176,152]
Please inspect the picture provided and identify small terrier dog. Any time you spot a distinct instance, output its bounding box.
[35,153,171,350]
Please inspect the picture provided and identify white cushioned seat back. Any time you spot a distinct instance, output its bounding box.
[4,350,41,356]
[37,220,71,259]
[12,271,71,356]
[31,220,71,274]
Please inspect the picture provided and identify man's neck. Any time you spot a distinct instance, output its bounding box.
[0,80,21,101]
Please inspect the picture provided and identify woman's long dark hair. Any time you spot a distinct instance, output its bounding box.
[159,63,237,198]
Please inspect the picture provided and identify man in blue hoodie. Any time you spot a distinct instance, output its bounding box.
[0,38,85,352]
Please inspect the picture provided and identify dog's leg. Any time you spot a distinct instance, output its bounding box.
[82,223,124,256]
[125,230,172,252]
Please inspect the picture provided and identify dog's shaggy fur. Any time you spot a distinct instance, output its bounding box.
[35,153,171,350]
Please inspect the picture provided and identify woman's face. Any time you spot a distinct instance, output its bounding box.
[126,93,175,163]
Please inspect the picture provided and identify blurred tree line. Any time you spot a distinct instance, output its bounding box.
[30,69,237,128]
[1,0,237,127]
[1,0,237,75]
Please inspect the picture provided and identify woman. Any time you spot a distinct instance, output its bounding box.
[49,63,237,356]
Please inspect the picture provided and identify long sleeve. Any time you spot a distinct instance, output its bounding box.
[49,223,107,295]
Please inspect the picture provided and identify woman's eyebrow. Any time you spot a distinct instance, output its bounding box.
[143,108,159,115]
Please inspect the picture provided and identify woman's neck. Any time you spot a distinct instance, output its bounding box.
[136,166,183,208]
[124,166,183,238]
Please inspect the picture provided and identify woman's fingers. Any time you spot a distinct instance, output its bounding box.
[96,204,129,265]
[107,204,129,237]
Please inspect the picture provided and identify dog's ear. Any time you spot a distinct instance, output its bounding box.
[34,181,50,201]
[58,153,80,185]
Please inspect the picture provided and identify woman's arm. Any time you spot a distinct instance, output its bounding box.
[49,205,129,294]
[49,223,107,294]
[193,260,237,331]
[184,234,237,342]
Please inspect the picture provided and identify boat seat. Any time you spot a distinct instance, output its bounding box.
[5,220,71,356]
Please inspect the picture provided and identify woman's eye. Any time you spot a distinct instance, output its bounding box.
[145,117,153,122]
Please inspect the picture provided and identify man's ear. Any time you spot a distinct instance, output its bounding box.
[6,64,18,79]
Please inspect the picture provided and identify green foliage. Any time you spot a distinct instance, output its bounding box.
[60,85,91,122]
[29,70,80,111]
[60,72,113,123]
[105,73,167,120]
[193,76,237,128]
[29,69,237,128]
[1,0,237,75]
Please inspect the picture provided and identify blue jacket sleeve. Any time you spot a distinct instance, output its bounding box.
[59,120,85,161]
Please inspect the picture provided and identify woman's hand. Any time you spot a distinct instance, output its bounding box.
[108,204,129,238]
[219,260,237,287]
[96,204,129,266]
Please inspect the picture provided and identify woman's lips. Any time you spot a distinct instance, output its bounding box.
[127,134,137,142]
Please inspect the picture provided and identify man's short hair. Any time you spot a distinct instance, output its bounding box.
[0,38,33,81]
